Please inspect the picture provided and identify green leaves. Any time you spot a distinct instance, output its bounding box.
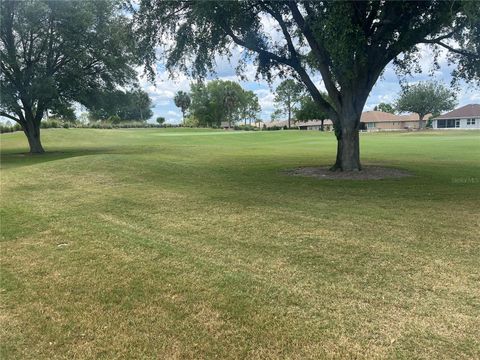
[174,91,191,114]
[188,80,259,127]
[85,89,153,122]
[1,0,138,123]
[373,103,396,114]
[273,79,305,122]
[395,81,457,120]
[295,96,329,122]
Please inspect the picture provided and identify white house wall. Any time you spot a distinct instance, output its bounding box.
[432,118,480,129]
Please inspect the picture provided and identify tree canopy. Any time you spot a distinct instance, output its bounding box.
[134,0,480,171]
[296,95,329,124]
[0,0,138,153]
[273,79,305,128]
[396,81,457,128]
[86,89,153,122]
[373,103,396,114]
[189,80,255,127]
[239,90,261,125]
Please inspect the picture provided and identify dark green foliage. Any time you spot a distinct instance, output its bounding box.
[264,125,283,131]
[295,96,330,122]
[156,117,166,125]
[273,80,305,127]
[0,123,22,133]
[238,90,261,125]
[40,120,60,129]
[373,103,396,114]
[233,124,258,131]
[85,89,153,122]
[396,81,457,128]
[48,101,77,122]
[108,115,122,125]
[295,94,330,131]
[173,91,191,124]
[0,0,138,152]
[189,80,248,127]
[87,122,164,129]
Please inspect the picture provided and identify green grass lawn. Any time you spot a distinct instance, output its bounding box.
[1,128,479,359]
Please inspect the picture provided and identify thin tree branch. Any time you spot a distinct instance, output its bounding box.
[259,2,298,61]
[421,39,479,59]
[217,21,295,68]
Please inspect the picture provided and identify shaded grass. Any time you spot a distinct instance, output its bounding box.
[1,128,479,359]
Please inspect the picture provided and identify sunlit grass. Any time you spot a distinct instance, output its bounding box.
[1,128,479,359]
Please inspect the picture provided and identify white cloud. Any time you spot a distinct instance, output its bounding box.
[167,110,180,117]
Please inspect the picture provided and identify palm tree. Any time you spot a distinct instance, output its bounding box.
[174,91,191,125]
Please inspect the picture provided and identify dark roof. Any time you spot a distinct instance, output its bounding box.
[435,104,480,119]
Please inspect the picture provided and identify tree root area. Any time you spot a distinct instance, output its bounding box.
[286,166,413,180]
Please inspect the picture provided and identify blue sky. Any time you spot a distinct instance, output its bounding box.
[140,44,479,124]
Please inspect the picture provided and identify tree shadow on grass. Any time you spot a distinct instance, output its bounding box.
[0,147,141,170]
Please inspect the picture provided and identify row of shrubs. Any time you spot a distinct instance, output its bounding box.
[0,123,23,133]
[263,125,284,131]
[1,121,299,133]
[0,120,180,133]
[87,122,175,129]
[233,124,259,131]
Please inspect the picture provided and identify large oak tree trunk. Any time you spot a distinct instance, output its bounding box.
[338,125,361,171]
[331,105,362,171]
[23,119,45,154]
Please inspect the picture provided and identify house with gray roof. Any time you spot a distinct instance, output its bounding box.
[432,104,480,129]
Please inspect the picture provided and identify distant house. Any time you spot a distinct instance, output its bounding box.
[264,119,334,130]
[297,119,333,131]
[265,110,443,131]
[220,121,232,129]
[361,111,427,130]
[252,120,264,128]
[265,120,288,128]
[432,104,480,129]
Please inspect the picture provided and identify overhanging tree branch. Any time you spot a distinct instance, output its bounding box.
[287,1,341,109]
[217,21,294,68]
[257,3,336,117]
[0,110,21,124]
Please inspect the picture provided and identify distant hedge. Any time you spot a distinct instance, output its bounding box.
[0,123,23,133]
[0,120,178,133]
[1,120,270,133]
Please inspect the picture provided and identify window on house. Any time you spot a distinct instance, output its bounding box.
[437,119,458,128]
[467,118,476,125]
